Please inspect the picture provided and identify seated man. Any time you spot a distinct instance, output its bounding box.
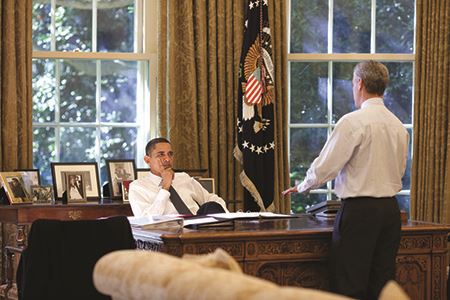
[129,137,228,216]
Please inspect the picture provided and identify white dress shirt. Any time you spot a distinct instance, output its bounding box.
[297,98,409,198]
[128,172,228,216]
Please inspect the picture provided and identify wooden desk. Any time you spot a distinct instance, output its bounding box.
[0,202,132,297]
[133,215,450,300]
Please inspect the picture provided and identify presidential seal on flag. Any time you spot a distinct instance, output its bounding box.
[234,0,275,212]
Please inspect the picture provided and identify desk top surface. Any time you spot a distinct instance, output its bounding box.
[0,201,132,224]
[133,214,450,241]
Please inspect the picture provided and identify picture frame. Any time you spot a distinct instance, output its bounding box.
[51,162,101,201]
[136,168,150,179]
[65,172,87,203]
[30,185,54,204]
[106,159,136,199]
[15,169,40,196]
[195,178,216,194]
[0,172,32,204]
[121,180,132,203]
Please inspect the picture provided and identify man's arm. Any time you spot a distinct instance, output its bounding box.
[128,182,171,216]
[190,178,229,212]
[283,118,362,196]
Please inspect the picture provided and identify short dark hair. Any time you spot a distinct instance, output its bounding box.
[145,137,171,156]
[354,60,389,96]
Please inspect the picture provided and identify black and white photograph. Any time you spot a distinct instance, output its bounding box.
[65,172,87,203]
[51,162,100,201]
[30,185,54,204]
[16,169,40,195]
[106,159,136,199]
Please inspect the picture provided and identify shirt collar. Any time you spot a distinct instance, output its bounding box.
[361,97,384,109]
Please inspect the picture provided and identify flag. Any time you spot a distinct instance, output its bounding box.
[234,0,275,212]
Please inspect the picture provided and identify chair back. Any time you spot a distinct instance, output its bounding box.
[17,216,136,300]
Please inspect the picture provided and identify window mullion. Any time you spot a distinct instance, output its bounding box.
[55,59,61,161]
[328,0,333,53]
[371,0,376,53]
[327,61,333,200]
[51,0,56,51]
[95,60,102,168]
[135,0,143,53]
[92,0,97,52]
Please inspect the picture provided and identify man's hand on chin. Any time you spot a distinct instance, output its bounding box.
[160,166,174,190]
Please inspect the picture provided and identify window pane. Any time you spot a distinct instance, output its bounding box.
[33,59,56,122]
[289,128,328,183]
[290,62,328,123]
[97,1,135,52]
[291,193,327,213]
[32,1,51,51]
[402,128,412,190]
[60,127,97,162]
[332,62,357,123]
[290,0,328,53]
[56,1,92,51]
[333,0,371,53]
[396,194,410,218]
[376,0,414,53]
[60,59,96,122]
[33,127,56,185]
[384,62,413,124]
[100,61,137,123]
[100,127,137,184]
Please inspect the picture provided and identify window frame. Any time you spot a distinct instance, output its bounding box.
[32,0,158,173]
[286,0,415,203]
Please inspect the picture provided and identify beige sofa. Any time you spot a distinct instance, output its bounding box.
[93,248,409,300]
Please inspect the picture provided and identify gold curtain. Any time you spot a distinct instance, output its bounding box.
[0,0,33,172]
[410,0,450,223]
[158,0,290,212]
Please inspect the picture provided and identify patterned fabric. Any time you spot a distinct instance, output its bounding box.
[0,0,33,171]
[157,0,290,213]
[411,0,450,223]
[235,0,275,212]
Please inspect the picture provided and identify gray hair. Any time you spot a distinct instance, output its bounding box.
[353,61,389,96]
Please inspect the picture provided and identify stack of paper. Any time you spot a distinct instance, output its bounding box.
[128,215,184,230]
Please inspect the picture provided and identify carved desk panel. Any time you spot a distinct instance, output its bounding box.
[133,215,450,300]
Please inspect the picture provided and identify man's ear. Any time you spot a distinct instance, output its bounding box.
[144,155,151,164]
[358,78,364,91]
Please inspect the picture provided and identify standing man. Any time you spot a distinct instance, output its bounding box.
[283,61,409,300]
[128,137,228,216]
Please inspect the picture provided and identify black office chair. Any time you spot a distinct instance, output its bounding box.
[16,216,136,300]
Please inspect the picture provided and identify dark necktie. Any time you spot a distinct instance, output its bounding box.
[168,186,192,215]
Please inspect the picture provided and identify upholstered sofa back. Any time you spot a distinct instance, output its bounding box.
[93,249,408,300]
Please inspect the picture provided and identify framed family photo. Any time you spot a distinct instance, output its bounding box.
[65,172,87,203]
[106,159,136,199]
[51,162,101,201]
[30,185,54,204]
[0,172,32,204]
[121,180,132,202]
[15,169,40,196]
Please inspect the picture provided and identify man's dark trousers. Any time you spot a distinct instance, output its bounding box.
[329,196,401,300]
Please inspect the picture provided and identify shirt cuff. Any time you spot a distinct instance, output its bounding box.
[297,182,308,194]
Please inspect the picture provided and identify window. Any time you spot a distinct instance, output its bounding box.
[288,0,415,214]
[32,0,157,187]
